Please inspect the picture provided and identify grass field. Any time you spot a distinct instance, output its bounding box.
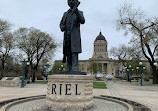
[93,82,107,89]
[35,81,47,84]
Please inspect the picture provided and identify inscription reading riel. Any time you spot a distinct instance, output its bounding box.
[52,84,81,95]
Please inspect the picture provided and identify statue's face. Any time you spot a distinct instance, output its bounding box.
[68,0,76,8]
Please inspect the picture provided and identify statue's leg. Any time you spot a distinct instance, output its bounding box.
[72,53,78,71]
[66,37,72,71]
[67,53,72,71]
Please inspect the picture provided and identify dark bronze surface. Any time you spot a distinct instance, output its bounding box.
[60,0,85,72]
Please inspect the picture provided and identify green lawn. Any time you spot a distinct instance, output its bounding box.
[93,82,107,89]
[35,81,47,84]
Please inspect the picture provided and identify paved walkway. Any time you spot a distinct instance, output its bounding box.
[0,84,47,102]
[106,80,158,111]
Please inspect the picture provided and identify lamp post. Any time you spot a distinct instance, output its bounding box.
[59,64,66,72]
[126,65,133,83]
[59,67,61,71]
[61,64,64,71]
[20,56,30,88]
[137,62,145,86]
[124,66,128,81]
[45,62,51,81]
[136,67,139,82]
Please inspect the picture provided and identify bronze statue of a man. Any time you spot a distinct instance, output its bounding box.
[60,0,85,71]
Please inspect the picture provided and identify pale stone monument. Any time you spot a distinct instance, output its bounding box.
[46,0,93,110]
[47,75,93,110]
[0,77,20,87]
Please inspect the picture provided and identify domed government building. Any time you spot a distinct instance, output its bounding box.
[77,31,123,75]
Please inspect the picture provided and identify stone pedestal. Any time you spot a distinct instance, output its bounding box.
[46,74,93,110]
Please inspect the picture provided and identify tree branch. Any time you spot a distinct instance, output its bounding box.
[140,33,152,65]
[145,43,154,62]
[141,22,158,31]
[153,44,158,56]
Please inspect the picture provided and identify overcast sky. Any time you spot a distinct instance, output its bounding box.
[0,0,158,62]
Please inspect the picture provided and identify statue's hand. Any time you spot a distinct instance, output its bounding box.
[72,6,78,14]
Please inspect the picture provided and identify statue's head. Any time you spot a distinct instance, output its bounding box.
[67,0,77,8]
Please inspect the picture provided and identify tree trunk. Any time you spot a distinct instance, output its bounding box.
[30,67,35,83]
[32,66,38,83]
[153,69,158,84]
[0,66,4,80]
[25,66,29,79]
[32,69,36,82]
[32,70,36,82]
[27,67,31,81]
[127,73,130,81]
[0,72,2,80]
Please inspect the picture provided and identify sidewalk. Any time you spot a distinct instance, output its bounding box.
[106,80,158,111]
[0,84,47,102]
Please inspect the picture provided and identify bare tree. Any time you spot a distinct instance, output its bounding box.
[0,19,14,79]
[15,27,57,82]
[3,55,21,76]
[110,44,129,62]
[110,44,144,81]
[0,19,11,36]
[116,3,158,83]
[110,44,144,63]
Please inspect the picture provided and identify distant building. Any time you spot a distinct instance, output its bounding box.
[78,31,124,75]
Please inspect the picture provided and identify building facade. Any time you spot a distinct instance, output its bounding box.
[78,31,122,75]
